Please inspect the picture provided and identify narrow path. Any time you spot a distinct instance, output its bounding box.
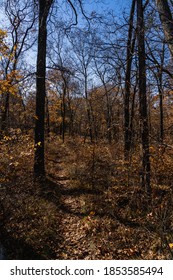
[45,144,147,260]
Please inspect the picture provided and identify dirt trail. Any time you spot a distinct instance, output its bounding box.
[45,144,149,260]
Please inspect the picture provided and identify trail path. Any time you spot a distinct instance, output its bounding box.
[45,143,149,260]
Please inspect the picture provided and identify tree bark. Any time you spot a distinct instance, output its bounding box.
[124,0,136,160]
[137,0,151,194]
[155,0,173,59]
[34,0,53,178]
[0,92,10,136]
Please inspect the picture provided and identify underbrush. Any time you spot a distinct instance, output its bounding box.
[69,143,115,191]
[1,193,60,259]
[1,135,173,259]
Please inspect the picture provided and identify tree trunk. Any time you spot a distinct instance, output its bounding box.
[84,73,93,143]
[137,0,151,194]
[158,44,165,144]
[159,79,164,143]
[34,0,53,179]
[45,93,50,138]
[61,85,66,143]
[155,0,173,59]
[124,0,136,160]
[0,92,10,136]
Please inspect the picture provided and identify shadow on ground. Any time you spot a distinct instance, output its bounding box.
[0,230,48,260]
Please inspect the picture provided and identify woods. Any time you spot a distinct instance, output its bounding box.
[1,0,173,260]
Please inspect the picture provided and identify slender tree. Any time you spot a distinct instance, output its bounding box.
[137,0,151,193]
[124,0,136,159]
[68,28,95,142]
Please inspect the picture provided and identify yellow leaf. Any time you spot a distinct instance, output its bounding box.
[169,243,173,249]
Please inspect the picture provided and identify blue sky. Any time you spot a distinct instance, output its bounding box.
[85,0,131,16]
[0,1,131,26]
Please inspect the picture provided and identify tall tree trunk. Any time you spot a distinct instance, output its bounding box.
[61,84,66,143]
[124,0,136,160]
[137,0,151,194]
[45,93,50,138]
[155,0,173,59]
[84,73,93,143]
[158,44,165,143]
[0,92,10,136]
[129,81,137,150]
[159,77,164,143]
[34,0,53,179]
[154,44,165,144]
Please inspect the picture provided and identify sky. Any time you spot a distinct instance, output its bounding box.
[0,0,131,26]
[0,0,132,67]
[85,0,131,17]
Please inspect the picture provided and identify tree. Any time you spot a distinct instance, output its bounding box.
[34,0,91,178]
[47,28,76,142]
[137,0,151,193]
[34,0,53,179]
[0,0,36,136]
[124,0,136,159]
[0,29,22,137]
[155,0,173,59]
[68,28,96,142]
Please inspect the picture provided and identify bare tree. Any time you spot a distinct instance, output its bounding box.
[124,0,136,159]
[137,0,151,194]
[34,0,53,178]
[155,0,173,59]
[68,28,96,142]
[34,0,94,178]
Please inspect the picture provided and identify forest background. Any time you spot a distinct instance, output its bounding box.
[1,0,173,260]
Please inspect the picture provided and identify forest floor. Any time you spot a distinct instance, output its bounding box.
[0,133,173,259]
